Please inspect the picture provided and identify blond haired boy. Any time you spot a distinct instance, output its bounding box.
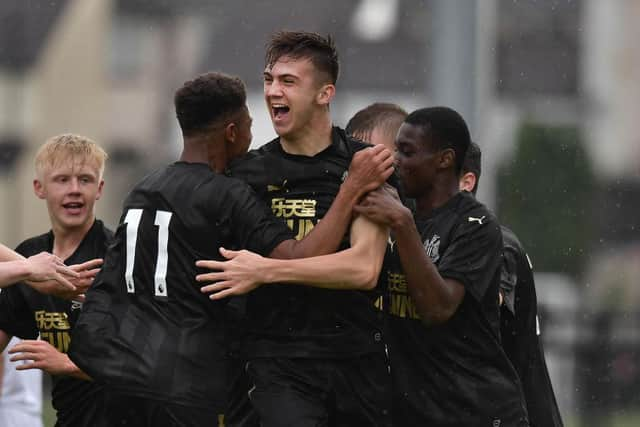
[0,134,111,426]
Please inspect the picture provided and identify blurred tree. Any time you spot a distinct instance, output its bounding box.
[497,122,595,277]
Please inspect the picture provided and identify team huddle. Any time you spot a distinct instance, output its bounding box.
[0,31,563,427]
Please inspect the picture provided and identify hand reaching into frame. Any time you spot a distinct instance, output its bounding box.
[26,258,103,301]
[196,248,267,300]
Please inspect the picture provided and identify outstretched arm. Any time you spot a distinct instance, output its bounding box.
[197,214,389,299]
[0,245,79,290]
[270,145,394,259]
[8,340,92,381]
[354,185,465,325]
[24,258,103,302]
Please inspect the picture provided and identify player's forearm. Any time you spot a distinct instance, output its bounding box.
[0,245,32,288]
[0,244,24,263]
[269,216,387,289]
[277,182,360,259]
[264,245,380,290]
[393,212,463,325]
[0,259,31,288]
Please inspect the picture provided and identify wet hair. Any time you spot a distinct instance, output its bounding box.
[35,134,108,179]
[404,106,471,175]
[346,102,408,143]
[461,141,482,194]
[174,72,246,137]
[265,31,339,85]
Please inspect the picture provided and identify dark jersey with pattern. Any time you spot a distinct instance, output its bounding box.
[384,192,529,426]
[68,162,294,410]
[0,219,113,427]
[500,227,564,427]
[227,127,386,359]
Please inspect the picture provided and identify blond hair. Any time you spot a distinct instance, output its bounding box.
[35,134,108,179]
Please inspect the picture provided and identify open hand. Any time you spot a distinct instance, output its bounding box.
[9,339,75,376]
[23,252,79,289]
[26,258,103,301]
[196,248,267,300]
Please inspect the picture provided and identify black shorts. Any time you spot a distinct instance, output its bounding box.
[103,391,224,427]
[225,358,260,427]
[245,353,392,427]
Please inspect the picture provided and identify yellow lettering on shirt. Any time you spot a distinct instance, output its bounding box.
[271,198,316,218]
[34,310,72,352]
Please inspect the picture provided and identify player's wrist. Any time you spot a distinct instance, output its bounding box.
[339,178,362,204]
[391,206,413,231]
[14,260,31,282]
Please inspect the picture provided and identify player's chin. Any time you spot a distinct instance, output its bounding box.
[59,214,90,229]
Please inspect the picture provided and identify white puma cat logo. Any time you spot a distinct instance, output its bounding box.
[468,215,486,225]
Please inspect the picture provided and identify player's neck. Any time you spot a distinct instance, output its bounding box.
[279,114,332,156]
[415,177,460,217]
[181,136,227,173]
[51,216,95,260]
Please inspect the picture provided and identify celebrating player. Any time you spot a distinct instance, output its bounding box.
[353,107,530,426]
[460,142,564,427]
[219,31,394,427]
[0,134,111,426]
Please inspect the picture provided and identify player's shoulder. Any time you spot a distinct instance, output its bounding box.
[15,232,52,257]
[451,192,501,241]
[227,138,281,173]
[500,225,525,253]
[456,192,498,223]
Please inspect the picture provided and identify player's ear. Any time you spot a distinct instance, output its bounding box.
[95,180,105,201]
[439,148,456,170]
[224,122,237,143]
[459,172,477,193]
[33,179,46,199]
[316,83,335,106]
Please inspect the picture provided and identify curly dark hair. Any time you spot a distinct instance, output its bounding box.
[405,106,471,175]
[174,72,246,137]
[265,31,339,84]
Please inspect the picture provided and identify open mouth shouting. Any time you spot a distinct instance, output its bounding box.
[271,104,290,123]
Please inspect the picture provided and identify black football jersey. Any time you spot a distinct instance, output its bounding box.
[227,127,386,359]
[0,220,113,426]
[384,192,529,426]
[500,227,564,427]
[68,162,294,410]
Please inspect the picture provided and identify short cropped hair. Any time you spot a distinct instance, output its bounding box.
[174,72,247,137]
[35,134,108,179]
[346,102,407,142]
[404,106,471,175]
[265,31,339,85]
[461,141,482,194]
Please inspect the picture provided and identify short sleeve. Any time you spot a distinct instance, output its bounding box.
[437,216,503,302]
[227,182,294,256]
[0,286,39,339]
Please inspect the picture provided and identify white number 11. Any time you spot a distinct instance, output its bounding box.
[124,209,172,297]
